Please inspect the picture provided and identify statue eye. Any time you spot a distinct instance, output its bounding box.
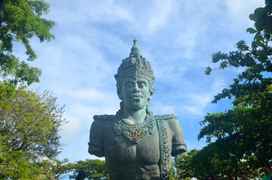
[126,81,134,88]
[137,81,147,88]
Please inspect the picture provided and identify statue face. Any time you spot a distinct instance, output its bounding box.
[120,77,151,111]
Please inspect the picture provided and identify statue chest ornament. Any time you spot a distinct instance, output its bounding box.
[113,116,155,144]
[111,115,171,179]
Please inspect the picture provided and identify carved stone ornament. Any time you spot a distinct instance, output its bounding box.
[113,114,155,144]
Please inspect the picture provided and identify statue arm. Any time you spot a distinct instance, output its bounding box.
[168,117,187,156]
[88,117,104,157]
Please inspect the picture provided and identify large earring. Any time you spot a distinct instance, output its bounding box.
[117,84,123,100]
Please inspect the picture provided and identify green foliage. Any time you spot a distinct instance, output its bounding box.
[0,82,64,179]
[199,1,272,177]
[0,0,54,85]
[192,142,260,179]
[176,150,198,179]
[176,149,260,179]
[58,159,108,180]
[249,2,272,33]
[0,1,58,178]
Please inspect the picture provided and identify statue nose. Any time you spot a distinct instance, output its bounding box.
[131,83,140,92]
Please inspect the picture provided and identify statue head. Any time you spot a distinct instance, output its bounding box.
[115,40,155,112]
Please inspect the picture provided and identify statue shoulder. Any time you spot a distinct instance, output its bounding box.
[93,114,115,121]
[89,114,115,157]
[92,114,115,129]
[154,114,181,130]
[154,114,176,121]
[155,113,187,155]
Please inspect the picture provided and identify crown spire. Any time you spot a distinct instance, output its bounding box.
[129,39,140,58]
[115,40,155,84]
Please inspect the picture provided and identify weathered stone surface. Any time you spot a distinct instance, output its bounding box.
[88,40,186,180]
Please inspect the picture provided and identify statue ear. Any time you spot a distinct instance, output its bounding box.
[149,82,154,96]
[117,84,123,100]
[149,90,153,96]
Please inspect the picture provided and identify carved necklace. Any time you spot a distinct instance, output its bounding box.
[113,114,155,144]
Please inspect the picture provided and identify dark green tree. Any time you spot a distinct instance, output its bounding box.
[200,0,272,177]
[0,0,54,85]
[0,82,64,179]
[175,150,198,180]
[0,1,61,179]
[193,141,259,179]
[58,159,108,180]
[176,148,259,179]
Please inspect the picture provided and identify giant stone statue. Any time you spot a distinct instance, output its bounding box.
[88,40,186,180]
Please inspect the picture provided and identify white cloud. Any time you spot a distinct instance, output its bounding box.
[175,27,200,59]
[182,94,212,116]
[50,0,176,36]
[60,88,115,102]
[154,60,189,83]
[69,103,118,118]
[59,101,119,159]
[48,0,134,25]
[33,31,115,90]
[31,0,262,162]
[224,0,264,26]
[180,79,226,116]
[60,116,82,144]
[152,103,176,115]
[59,95,119,142]
[225,0,264,16]
[146,0,176,35]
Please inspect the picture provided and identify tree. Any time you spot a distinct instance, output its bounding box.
[194,141,260,179]
[0,0,54,85]
[200,0,272,177]
[176,148,260,180]
[0,1,61,179]
[175,150,198,180]
[0,82,64,179]
[57,159,108,180]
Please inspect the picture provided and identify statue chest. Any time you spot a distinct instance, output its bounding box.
[104,120,161,166]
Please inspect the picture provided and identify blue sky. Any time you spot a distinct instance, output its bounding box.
[20,0,264,162]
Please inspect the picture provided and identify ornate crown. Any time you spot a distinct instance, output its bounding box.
[115,40,155,82]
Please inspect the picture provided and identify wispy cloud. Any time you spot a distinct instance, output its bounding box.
[224,0,264,26]
[27,0,263,161]
[59,88,116,102]
[146,0,176,35]
[185,77,226,113]
[48,0,134,24]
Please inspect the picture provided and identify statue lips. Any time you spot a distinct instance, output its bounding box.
[130,93,143,101]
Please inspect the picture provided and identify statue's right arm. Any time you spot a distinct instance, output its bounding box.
[88,116,104,157]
